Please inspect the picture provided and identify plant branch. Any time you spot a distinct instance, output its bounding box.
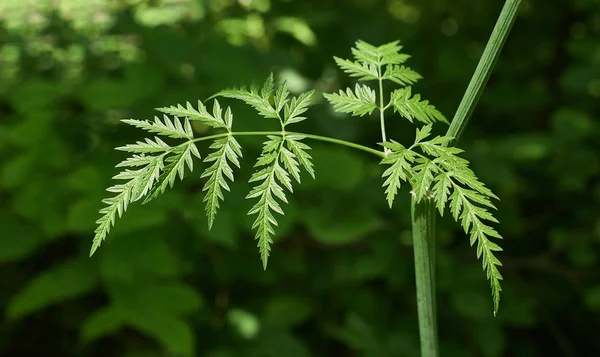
[190,131,385,158]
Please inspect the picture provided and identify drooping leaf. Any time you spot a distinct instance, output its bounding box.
[246,134,307,269]
[202,135,243,229]
[143,142,198,203]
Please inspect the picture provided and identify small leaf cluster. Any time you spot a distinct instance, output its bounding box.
[215,75,315,268]
[380,124,503,313]
[324,40,448,125]
[93,75,316,271]
[92,100,239,255]
[324,40,503,314]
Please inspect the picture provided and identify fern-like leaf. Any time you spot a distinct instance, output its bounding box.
[156,100,228,129]
[333,57,379,81]
[390,87,448,124]
[215,74,280,120]
[323,84,377,117]
[122,116,194,139]
[447,183,503,314]
[380,141,415,208]
[285,134,315,179]
[284,90,315,125]
[246,136,294,269]
[201,135,243,229]
[143,142,199,203]
[352,40,410,67]
[382,65,422,85]
[380,124,503,313]
[91,158,165,255]
[116,137,172,153]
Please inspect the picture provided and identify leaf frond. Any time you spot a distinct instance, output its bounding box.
[92,153,167,255]
[379,125,503,313]
[380,140,415,207]
[284,90,315,125]
[156,100,228,129]
[323,84,377,117]
[382,65,422,85]
[116,137,172,153]
[215,74,280,120]
[285,134,315,179]
[333,56,379,81]
[390,87,448,124]
[351,40,410,67]
[122,116,195,139]
[201,135,243,229]
[143,142,198,203]
[247,135,304,269]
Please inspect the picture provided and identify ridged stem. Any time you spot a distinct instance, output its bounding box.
[411,1,521,356]
[446,0,522,142]
[411,198,438,357]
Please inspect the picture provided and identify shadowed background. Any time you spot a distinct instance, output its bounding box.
[1,0,599,356]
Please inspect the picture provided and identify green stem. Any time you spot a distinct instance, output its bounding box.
[410,1,522,356]
[446,0,522,142]
[191,131,385,158]
[378,78,390,154]
[411,198,438,357]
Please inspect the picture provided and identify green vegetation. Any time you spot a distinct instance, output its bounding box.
[1,1,599,357]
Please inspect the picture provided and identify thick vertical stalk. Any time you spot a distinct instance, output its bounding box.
[411,198,438,357]
[410,1,521,356]
[446,0,522,141]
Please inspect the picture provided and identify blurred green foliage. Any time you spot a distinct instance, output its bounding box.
[1,0,599,356]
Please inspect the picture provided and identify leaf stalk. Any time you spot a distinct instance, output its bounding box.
[190,131,385,158]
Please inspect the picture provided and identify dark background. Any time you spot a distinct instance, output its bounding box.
[1,0,599,356]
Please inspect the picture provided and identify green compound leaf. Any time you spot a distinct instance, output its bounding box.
[390,87,448,124]
[333,57,379,81]
[201,135,243,229]
[380,124,503,312]
[285,134,315,179]
[352,40,411,67]
[92,165,155,256]
[116,137,172,154]
[92,108,204,255]
[246,135,307,269]
[215,73,280,120]
[324,84,377,117]
[122,115,195,139]
[382,65,422,86]
[143,142,199,203]
[156,100,229,129]
[380,141,415,208]
[284,90,315,125]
